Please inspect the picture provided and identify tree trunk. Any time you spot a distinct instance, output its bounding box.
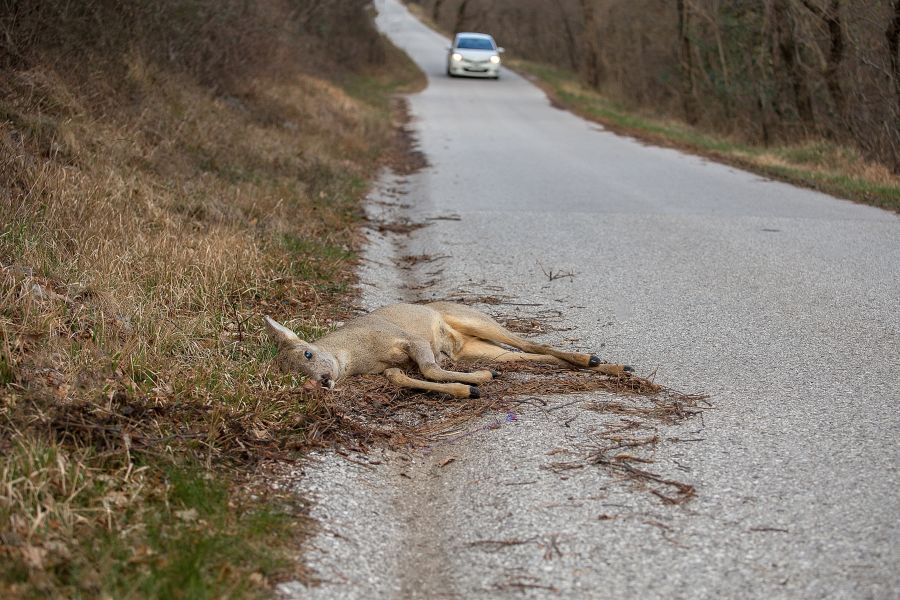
[432,0,445,22]
[578,0,602,88]
[773,0,815,128]
[755,1,775,146]
[553,0,579,71]
[801,0,845,115]
[889,0,900,113]
[677,0,698,124]
[453,0,470,34]
[823,0,845,114]
[712,8,732,118]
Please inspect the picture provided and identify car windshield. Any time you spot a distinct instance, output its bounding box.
[456,37,494,50]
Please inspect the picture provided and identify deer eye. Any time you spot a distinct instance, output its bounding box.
[304,350,313,360]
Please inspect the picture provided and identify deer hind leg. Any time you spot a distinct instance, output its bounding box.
[457,338,570,366]
[406,341,495,385]
[435,303,633,375]
[384,368,480,399]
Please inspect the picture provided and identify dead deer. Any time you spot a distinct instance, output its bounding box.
[264,302,632,399]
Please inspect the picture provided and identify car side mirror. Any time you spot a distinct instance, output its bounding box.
[498,47,505,54]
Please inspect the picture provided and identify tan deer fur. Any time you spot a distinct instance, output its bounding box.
[264,301,632,399]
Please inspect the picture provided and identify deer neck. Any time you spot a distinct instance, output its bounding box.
[331,348,351,380]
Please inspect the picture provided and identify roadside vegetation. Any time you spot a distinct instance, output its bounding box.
[409,0,900,212]
[0,1,423,597]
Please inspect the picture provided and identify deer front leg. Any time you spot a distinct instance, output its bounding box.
[384,368,480,399]
[406,342,496,385]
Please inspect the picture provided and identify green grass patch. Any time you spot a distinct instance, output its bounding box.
[133,466,291,600]
[282,235,355,263]
[0,446,297,599]
[281,233,356,297]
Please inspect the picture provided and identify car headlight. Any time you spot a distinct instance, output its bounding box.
[451,53,463,62]
[490,55,501,64]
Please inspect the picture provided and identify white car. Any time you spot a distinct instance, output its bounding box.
[446,32,504,79]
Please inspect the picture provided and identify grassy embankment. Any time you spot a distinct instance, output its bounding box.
[511,60,900,213]
[1,1,423,597]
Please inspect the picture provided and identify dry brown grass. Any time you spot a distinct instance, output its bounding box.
[745,142,900,188]
[0,0,425,596]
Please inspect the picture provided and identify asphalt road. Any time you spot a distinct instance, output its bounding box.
[279,1,900,598]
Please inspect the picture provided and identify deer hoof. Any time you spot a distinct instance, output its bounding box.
[469,385,481,399]
[588,355,601,367]
[624,365,634,373]
[490,370,501,378]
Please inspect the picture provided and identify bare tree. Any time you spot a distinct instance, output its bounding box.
[553,0,579,71]
[800,0,845,115]
[433,0,445,22]
[774,0,816,128]
[453,0,470,33]
[578,0,603,88]
[889,0,900,114]
[678,0,698,123]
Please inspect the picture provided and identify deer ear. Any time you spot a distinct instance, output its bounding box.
[264,316,303,348]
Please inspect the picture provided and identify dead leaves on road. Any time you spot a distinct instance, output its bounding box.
[305,362,709,505]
